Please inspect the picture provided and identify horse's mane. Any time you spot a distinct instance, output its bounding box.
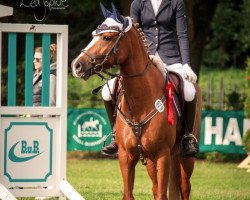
[132,22,167,79]
[133,22,149,54]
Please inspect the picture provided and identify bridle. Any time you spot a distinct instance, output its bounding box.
[81,29,124,75]
[80,23,151,79]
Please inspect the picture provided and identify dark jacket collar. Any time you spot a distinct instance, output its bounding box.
[157,0,171,17]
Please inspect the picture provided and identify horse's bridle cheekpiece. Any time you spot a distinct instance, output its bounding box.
[81,30,124,75]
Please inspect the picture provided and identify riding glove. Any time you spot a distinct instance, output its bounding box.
[182,64,197,83]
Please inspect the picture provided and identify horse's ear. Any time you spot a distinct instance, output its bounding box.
[111,3,123,22]
[111,2,129,29]
[100,2,112,18]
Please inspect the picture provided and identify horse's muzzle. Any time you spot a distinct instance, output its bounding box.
[71,59,91,80]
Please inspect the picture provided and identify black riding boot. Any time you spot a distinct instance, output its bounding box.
[101,100,118,157]
[181,96,199,158]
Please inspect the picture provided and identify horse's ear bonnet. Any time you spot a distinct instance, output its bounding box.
[93,2,131,35]
[110,3,129,29]
[100,2,113,18]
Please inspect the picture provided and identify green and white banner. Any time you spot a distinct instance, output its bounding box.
[200,110,250,154]
[67,109,250,154]
[67,108,112,151]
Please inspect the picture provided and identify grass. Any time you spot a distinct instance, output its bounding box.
[191,161,250,200]
[19,158,250,200]
[67,159,153,200]
[69,159,250,200]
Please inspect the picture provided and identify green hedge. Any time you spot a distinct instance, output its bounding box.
[244,58,250,117]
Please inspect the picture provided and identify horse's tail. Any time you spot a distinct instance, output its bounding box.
[168,148,181,200]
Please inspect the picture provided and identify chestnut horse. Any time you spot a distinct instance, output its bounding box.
[71,4,201,200]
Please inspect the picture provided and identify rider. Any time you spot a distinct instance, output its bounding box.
[101,0,199,157]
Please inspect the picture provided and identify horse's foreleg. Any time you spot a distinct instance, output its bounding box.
[146,159,157,199]
[155,151,170,200]
[179,157,195,200]
[118,149,138,200]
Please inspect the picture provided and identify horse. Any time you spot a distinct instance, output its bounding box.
[71,3,202,200]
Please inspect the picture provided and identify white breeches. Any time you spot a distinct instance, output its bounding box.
[167,63,196,102]
[151,53,196,102]
[102,77,118,101]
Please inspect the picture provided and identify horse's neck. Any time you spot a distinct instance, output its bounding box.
[119,28,165,115]
[120,58,165,115]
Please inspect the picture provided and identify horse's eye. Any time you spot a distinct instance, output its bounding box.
[103,36,111,41]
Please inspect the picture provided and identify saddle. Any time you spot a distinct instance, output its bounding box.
[167,71,185,116]
[109,71,186,121]
[148,55,185,116]
[167,71,187,145]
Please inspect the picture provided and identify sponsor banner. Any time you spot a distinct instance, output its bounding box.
[200,110,250,154]
[67,108,112,151]
[67,109,250,154]
[0,117,55,185]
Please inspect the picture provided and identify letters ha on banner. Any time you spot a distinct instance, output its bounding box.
[200,110,250,154]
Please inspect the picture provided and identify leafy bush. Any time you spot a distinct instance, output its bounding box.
[244,58,250,117]
[242,58,250,152]
[226,90,245,110]
[199,67,246,110]
[68,75,103,108]
[198,152,246,162]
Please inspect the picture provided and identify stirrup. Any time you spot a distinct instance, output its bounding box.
[101,133,118,158]
[102,132,112,148]
[102,131,117,148]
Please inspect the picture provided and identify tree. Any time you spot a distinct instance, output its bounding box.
[0,0,218,76]
[185,0,218,76]
[202,0,250,69]
[119,0,133,16]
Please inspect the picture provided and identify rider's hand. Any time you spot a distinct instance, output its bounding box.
[182,64,197,83]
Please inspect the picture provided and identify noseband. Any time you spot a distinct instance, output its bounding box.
[81,31,124,74]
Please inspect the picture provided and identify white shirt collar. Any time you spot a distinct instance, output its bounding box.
[150,0,163,16]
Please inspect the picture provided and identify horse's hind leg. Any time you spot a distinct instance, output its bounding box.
[146,159,157,199]
[179,157,195,200]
